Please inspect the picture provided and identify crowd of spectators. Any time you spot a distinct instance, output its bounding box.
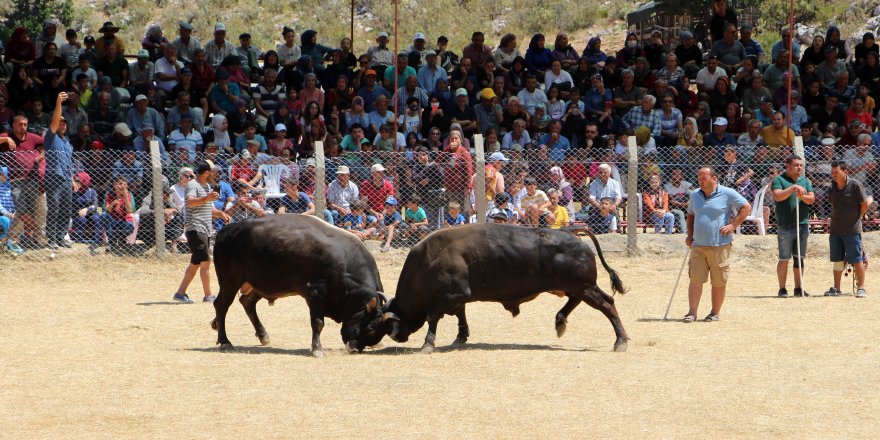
[2,1,880,255]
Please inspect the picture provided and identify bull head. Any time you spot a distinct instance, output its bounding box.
[381,312,401,341]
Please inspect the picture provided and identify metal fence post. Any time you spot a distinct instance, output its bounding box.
[626,136,641,256]
[314,142,326,219]
[474,134,487,223]
[150,140,166,258]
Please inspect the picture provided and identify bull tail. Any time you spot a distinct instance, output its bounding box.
[562,226,626,295]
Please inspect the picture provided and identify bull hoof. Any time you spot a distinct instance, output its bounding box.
[613,340,628,352]
[345,341,360,354]
[420,343,435,354]
[452,337,467,347]
[210,319,218,331]
[311,349,326,358]
[556,322,567,338]
[258,334,270,346]
[218,342,234,352]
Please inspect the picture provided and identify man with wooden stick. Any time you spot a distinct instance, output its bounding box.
[772,154,814,297]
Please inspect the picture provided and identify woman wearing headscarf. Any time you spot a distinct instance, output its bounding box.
[616,33,644,69]
[825,26,847,61]
[5,27,36,67]
[300,30,333,72]
[34,19,65,59]
[582,37,608,66]
[206,114,233,153]
[142,24,170,61]
[430,77,454,111]
[504,56,528,96]
[548,166,574,212]
[69,172,101,243]
[524,34,553,77]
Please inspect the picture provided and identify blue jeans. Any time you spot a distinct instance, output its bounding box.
[45,174,73,244]
[99,214,134,244]
[650,211,675,234]
[829,234,863,264]
[778,224,809,268]
[0,215,10,240]
[323,209,334,224]
[670,209,687,234]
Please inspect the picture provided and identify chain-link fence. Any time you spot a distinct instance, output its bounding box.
[2,132,876,260]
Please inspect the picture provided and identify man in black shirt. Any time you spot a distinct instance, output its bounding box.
[675,31,704,79]
[709,0,738,44]
[95,44,128,87]
[811,93,845,137]
[825,161,869,297]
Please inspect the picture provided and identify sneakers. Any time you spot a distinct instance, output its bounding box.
[173,293,194,304]
[793,287,810,297]
[777,288,789,298]
[5,241,24,256]
[46,241,59,250]
[704,313,720,322]
[203,295,217,303]
[856,288,868,298]
[824,287,841,297]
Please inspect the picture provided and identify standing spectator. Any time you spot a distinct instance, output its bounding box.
[674,31,703,79]
[441,130,474,209]
[683,166,751,322]
[95,21,126,59]
[462,32,491,67]
[366,32,394,70]
[708,0,738,44]
[171,162,230,303]
[0,116,42,254]
[43,92,74,249]
[772,155,815,297]
[825,161,869,297]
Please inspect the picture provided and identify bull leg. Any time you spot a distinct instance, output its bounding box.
[239,294,270,346]
[555,296,582,338]
[212,284,240,351]
[581,287,629,352]
[308,305,326,358]
[421,313,442,354]
[452,306,469,346]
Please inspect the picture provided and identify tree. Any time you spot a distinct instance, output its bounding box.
[1,0,73,42]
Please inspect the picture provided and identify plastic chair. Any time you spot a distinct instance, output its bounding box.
[258,164,288,199]
[737,184,767,236]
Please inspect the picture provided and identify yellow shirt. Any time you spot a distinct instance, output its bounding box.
[550,204,569,229]
[760,125,795,149]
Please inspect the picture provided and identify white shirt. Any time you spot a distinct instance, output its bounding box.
[695,67,728,91]
[544,70,573,87]
[153,57,184,92]
[664,180,693,197]
[276,43,301,66]
[516,88,548,116]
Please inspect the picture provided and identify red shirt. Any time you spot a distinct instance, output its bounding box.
[442,146,474,193]
[561,162,587,186]
[231,164,256,183]
[359,178,394,213]
[7,132,44,180]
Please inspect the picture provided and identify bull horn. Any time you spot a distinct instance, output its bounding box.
[377,291,390,304]
[381,312,400,322]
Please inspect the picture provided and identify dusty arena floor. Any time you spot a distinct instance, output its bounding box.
[1,233,878,438]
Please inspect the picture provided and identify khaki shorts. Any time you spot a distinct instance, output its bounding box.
[689,244,732,287]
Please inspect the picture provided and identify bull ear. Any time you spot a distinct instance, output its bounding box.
[366,297,378,313]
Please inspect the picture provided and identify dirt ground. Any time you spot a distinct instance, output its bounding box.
[1,232,878,439]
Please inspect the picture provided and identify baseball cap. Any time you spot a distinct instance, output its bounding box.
[114,123,132,137]
[137,49,149,58]
[378,31,389,38]
[90,139,104,150]
[215,69,231,80]
[371,163,386,172]
[134,94,147,102]
[713,117,728,126]
[84,35,95,43]
[178,20,194,30]
[239,33,251,40]
[680,31,693,40]
[487,207,508,220]
[214,23,226,32]
[180,66,192,75]
[488,152,509,162]
[425,50,437,57]
[759,95,772,104]
[246,139,261,147]
[240,150,252,160]
[455,88,468,97]
[364,69,377,76]
[385,197,398,206]
[305,158,317,167]
[140,123,154,132]
[481,88,496,100]
[413,32,426,41]
[274,123,287,132]
[336,165,351,174]
[849,119,863,127]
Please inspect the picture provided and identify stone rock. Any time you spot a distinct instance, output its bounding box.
[873,5,880,17]
[795,23,817,45]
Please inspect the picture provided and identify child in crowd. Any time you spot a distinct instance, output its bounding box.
[546,188,569,229]
[487,207,510,223]
[521,177,551,226]
[402,195,430,242]
[0,167,17,254]
[268,123,292,157]
[443,200,467,227]
[491,192,518,223]
[341,199,374,240]
[587,197,618,234]
[377,197,403,252]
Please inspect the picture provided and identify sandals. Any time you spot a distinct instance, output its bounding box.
[682,314,696,323]
[704,313,720,322]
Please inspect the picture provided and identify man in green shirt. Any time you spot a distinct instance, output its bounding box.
[771,155,815,297]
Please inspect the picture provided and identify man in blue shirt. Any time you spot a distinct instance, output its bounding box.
[539,120,571,162]
[684,166,751,322]
[44,91,75,250]
[277,178,315,215]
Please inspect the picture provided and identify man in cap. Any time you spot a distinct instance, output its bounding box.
[360,163,395,225]
[674,30,704,79]
[405,32,430,68]
[366,31,394,71]
[128,49,155,93]
[705,117,736,150]
[95,21,125,59]
[327,165,360,224]
[355,68,390,112]
[203,23,234,68]
[172,161,230,304]
[132,122,164,153]
[448,88,478,137]
[125,93,166,138]
[474,88,503,135]
[172,21,201,64]
[417,49,447,94]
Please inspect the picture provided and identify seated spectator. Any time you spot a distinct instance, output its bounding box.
[125,94,166,138]
[443,200,468,228]
[341,199,375,240]
[616,33,644,69]
[524,33,552,76]
[843,135,877,184]
[327,165,359,224]
[545,188,569,229]
[234,123,268,153]
[516,74,548,116]
[225,183,266,222]
[95,177,136,255]
[372,196,402,252]
[643,173,675,234]
[111,148,145,195]
[664,168,692,234]
[401,195,430,241]
[521,177,551,225]
[581,197,617,234]
[622,95,661,136]
[613,69,645,117]
[137,177,185,252]
[695,55,728,95]
[588,163,622,214]
[582,37,608,66]
[538,120,571,162]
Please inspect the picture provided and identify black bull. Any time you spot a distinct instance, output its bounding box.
[210,215,387,356]
[370,224,629,353]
